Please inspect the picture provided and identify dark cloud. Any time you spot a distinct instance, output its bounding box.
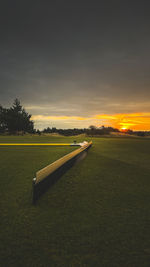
[0,1,150,128]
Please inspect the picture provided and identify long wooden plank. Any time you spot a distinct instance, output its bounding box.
[32,141,92,203]
[36,141,92,184]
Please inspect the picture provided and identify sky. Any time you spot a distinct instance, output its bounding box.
[0,0,150,130]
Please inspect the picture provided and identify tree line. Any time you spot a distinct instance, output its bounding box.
[42,126,150,137]
[42,125,120,136]
[0,99,149,136]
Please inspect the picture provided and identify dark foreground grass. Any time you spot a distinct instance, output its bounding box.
[0,136,150,266]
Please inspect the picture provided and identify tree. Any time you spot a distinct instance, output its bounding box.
[0,105,8,133]
[89,125,97,130]
[0,99,34,134]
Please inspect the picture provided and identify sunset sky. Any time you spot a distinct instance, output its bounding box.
[0,1,150,130]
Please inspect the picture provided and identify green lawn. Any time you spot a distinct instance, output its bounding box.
[0,136,150,266]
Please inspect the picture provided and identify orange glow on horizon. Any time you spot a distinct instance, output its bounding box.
[32,112,150,131]
[120,127,127,131]
[110,113,150,131]
[96,113,150,130]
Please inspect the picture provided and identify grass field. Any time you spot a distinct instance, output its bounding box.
[0,135,150,266]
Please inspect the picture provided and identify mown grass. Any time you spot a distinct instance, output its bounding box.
[0,136,150,266]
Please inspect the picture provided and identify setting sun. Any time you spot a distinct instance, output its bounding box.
[96,113,150,131]
[120,127,127,131]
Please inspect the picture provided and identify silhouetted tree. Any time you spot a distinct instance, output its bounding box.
[0,99,34,134]
[0,105,8,133]
[36,129,41,135]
